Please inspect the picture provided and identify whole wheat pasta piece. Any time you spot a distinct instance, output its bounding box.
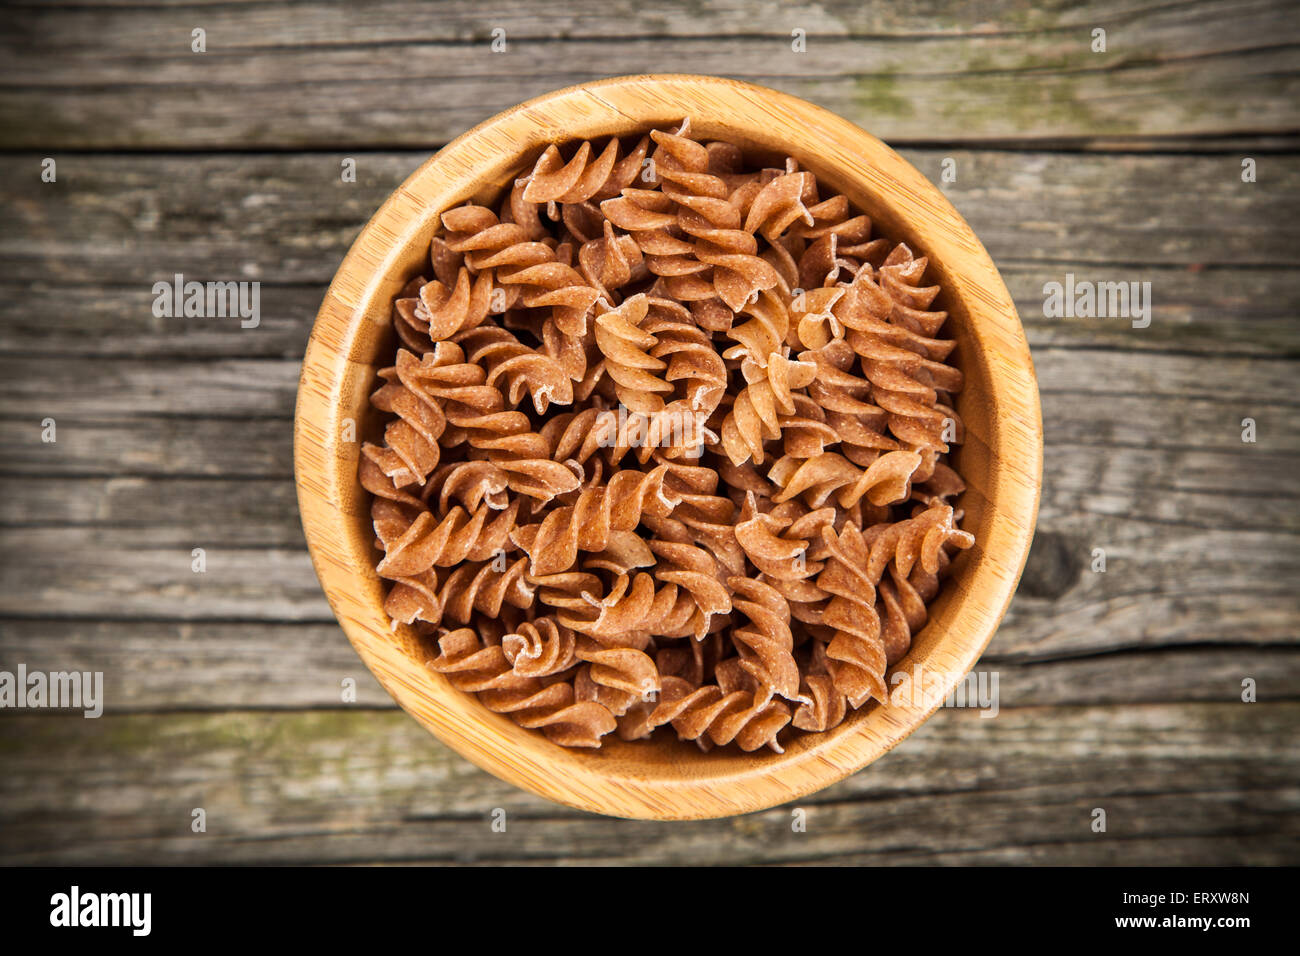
[769,449,923,511]
[793,202,885,288]
[642,295,728,417]
[509,466,680,576]
[774,393,840,463]
[556,571,683,642]
[579,529,656,577]
[647,533,733,640]
[360,347,461,488]
[498,261,604,337]
[521,134,650,206]
[573,636,662,716]
[497,178,551,242]
[381,555,535,629]
[652,455,748,576]
[502,616,579,678]
[434,373,581,504]
[792,640,849,732]
[795,232,854,292]
[876,558,942,667]
[643,125,786,311]
[652,121,728,203]
[410,267,499,343]
[847,343,961,460]
[429,627,616,747]
[426,205,534,327]
[734,491,819,582]
[372,497,521,575]
[742,499,836,629]
[790,284,848,351]
[728,575,803,703]
[452,558,536,625]
[788,192,870,242]
[800,339,901,468]
[558,198,606,245]
[574,662,639,718]
[427,232,464,286]
[743,168,818,241]
[578,219,646,299]
[912,460,967,508]
[872,516,970,666]
[391,275,436,355]
[453,324,574,414]
[369,494,416,553]
[601,186,679,234]
[669,658,793,752]
[685,203,783,314]
[441,204,548,275]
[359,454,424,510]
[420,460,511,514]
[537,315,604,395]
[528,569,606,614]
[877,243,949,336]
[592,293,675,415]
[863,502,974,587]
[615,633,723,741]
[843,249,964,468]
[722,287,790,368]
[818,521,888,709]
[540,406,630,476]
[719,350,817,466]
[833,261,957,361]
[715,455,776,501]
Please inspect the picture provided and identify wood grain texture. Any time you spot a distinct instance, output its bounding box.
[1,0,1296,862]
[2,0,1297,148]
[1,704,1295,865]
[2,619,1294,712]
[293,74,1043,819]
[6,151,1297,290]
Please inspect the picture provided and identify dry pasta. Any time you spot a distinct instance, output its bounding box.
[366,122,974,753]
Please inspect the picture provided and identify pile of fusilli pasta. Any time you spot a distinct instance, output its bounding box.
[362,120,974,752]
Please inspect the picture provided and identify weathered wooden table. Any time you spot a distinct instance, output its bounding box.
[1,0,1297,864]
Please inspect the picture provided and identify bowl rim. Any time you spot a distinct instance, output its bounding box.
[294,73,1043,820]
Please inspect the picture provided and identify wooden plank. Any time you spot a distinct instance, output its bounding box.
[0,703,1294,864]
[0,416,293,478]
[3,426,1295,543]
[3,152,1295,296]
[0,358,301,417]
[3,504,1295,653]
[0,282,320,360]
[1,0,1270,43]
[1,1,1297,148]
[0,527,330,620]
[4,348,1296,422]
[1,391,1287,480]
[0,620,393,710]
[1,618,1294,711]
[5,264,1297,361]
[0,477,305,547]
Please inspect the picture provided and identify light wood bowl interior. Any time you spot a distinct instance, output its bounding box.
[294,74,1043,820]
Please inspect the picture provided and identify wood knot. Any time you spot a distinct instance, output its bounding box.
[1018,530,1083,600]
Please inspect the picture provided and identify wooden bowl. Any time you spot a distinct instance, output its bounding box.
[294,74,1042,820]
